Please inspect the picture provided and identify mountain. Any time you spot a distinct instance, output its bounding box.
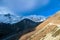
[0,14,46,24]
[23,15,46,22]
[0,14,21,24]
[0,7,21,24]
[0,8,46,40]
[0,18,43,40]
[13,18,42,33]
[0,7,46,24]
[23,11,60,40]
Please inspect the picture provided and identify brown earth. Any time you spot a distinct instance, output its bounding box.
[19,11,60,40]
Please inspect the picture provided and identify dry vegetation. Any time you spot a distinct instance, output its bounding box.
[19,11,60,40]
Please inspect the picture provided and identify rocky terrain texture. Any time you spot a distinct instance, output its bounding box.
[19,11,60,40]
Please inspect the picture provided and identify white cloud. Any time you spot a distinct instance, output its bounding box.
[0,7,15,15]
[2,0,50,12]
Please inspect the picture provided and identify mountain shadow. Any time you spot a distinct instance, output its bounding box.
[0,18,43,40]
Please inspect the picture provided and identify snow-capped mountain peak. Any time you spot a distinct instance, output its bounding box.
[0,14,46,24]
[0,7,46,24]
[23,15,46,22]
[0,7,21,24]
[0,14,20,24]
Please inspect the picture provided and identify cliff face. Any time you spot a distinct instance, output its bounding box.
[19,11,60,40]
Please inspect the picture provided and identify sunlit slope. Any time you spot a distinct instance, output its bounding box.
[19,11,60,40]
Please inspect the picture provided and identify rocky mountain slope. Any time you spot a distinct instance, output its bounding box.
[0,18,43,40]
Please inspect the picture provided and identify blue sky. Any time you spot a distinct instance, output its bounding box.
[19,0,60,17]
[0,0,60,17]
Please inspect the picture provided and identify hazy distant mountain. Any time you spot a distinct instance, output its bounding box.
[0,13,46,24]
[23,15,46,22]
[0,14,21,24]
[0,7,46,24]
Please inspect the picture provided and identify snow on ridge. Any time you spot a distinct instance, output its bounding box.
[0,14,46,24]
[0,7,21,24]
[23,15,46,22]
[0,7,46,24]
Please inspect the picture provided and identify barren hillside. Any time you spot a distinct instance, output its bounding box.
[19,11,60,40]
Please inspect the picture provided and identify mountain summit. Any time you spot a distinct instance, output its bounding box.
[23,15,46,22]
[0,14,46,24]
[0,7,46,24]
